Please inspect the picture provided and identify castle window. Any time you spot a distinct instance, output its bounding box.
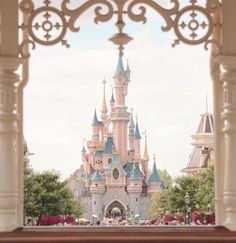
[113,168,119,180]
[94,201,96,205]
[136,198,138,202]
[108,158,112,164]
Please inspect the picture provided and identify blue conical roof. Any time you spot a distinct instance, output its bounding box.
[90,170,103,181]
[134,121,142,139]
[148,161,161,183]
[129,163,143,181]
[92,109,103,126]
[103,135,114,154]
[81,146,86,153]
[114,56,126,78]
[130,168,140,181]
[126,61,131,73]
[110,92,115,103]
[129,112,135,129]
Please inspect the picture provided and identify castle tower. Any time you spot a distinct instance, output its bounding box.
[105,149,127,190]
[128,109,135,154]
[101,79,108,122]
[127,166,142,218]
[147,155,162,194]
[91,109,103,141]
[142,131,149,178]
[110,88,115,112]
[90,170,105,222]
[181,103,214,175]
[133,117,142,162]
[110,55,130,162]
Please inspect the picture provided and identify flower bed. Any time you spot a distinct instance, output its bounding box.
[37,215,77,226]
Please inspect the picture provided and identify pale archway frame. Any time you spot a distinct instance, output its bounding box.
[14,0,226,230]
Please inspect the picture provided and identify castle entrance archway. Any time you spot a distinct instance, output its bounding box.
[105,201,126,219]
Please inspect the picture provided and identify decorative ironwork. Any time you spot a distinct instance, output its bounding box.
[19,0,221,57]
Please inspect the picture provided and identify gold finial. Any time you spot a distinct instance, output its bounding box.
[143,129,149,162]
[101,79,108,114]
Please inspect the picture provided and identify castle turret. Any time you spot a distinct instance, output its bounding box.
[142,131,149,178]
[110,55,130,162]
[110,88,115,112]
[128,109,135,154]
[127,164,142,218]
[92,109,103,141]
[147,155,162,194]
[126,61,131,82]
[133,117,142,162]
[90,170,105,222]
[101,79,108,121]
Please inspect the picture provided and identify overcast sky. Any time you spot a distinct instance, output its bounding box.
[24,1,212,180]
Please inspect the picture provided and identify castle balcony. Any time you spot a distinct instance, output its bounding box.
[110,112,130,122]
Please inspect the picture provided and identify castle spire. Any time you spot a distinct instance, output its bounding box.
[126,60,130,73]
[92,109,98,126]
[134,115,142,140]
[129,108,135,129]
[143,130,149,162]
[126,60,131,81]
[114,55,126,78]
[101,79,108,114]
[110,87,115,103]
[148,154,161,183]
[81,138,86,153]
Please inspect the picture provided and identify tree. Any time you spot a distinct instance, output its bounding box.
[167,175,198,214]
[149,190,169,219]
[149,167,215,219]
[158,169,173,189]
[194,167,215,212]
[24,161,83,219]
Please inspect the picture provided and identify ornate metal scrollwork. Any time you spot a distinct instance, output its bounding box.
[19,0,222,57]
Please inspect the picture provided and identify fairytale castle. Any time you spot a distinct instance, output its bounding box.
[68,55,164,221]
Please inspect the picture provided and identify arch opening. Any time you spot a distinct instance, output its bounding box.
[105,201,126,219]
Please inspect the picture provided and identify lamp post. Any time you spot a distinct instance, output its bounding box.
[185,192,190,225]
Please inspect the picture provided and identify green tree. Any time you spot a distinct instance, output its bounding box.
[149,168,215,219]
[158,169,173,189]
[167,175,198,214]
[24,162,83,219]
[149,190,169,219]
[194,167,215,212]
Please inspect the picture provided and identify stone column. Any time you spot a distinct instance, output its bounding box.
[0,57,21,231]
[0,0,21,231]
[210,3,225,225]
[219,56,236,231]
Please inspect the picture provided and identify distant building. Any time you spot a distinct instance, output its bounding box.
[68,55,164,222]
[181,107,214,175]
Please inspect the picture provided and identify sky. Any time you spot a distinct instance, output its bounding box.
[24,1,212,180]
